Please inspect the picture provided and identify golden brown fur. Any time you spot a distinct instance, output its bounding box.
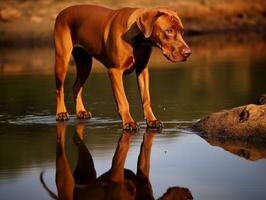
[54,5,191,130]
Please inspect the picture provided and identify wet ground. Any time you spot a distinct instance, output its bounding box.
[0,34,266,199]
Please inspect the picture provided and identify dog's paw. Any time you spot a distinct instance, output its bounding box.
[76,111,92,120]
[123,121,139,132]
[56,112,70,121]
[147,119,163,130]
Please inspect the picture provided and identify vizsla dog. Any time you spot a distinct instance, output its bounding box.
[54,5,191,130]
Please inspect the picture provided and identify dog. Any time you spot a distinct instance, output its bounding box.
[54,5,191,130]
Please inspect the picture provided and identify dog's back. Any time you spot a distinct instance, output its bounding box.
[54,5,114,49]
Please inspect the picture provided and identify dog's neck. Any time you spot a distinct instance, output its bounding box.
[122,22,141,42]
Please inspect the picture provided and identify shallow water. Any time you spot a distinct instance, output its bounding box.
[0,34,266,199]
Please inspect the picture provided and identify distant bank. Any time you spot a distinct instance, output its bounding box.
[1,0,266,47]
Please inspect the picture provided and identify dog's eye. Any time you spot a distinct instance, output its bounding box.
[165,28,174,35]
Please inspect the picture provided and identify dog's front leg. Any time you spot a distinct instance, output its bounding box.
[137,67,163,129]
[108,68,139,130]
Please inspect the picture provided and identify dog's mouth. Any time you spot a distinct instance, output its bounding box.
[156,44,187,63]
[163,52,186,63]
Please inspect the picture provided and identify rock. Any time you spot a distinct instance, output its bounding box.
[200,137,266,161]
[257,94,266,105]
[193,95,266,141]
[0,8,21,22]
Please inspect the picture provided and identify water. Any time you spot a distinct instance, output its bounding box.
[0,33,266,199]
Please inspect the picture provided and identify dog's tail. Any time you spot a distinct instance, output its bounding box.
[40,171,58,200]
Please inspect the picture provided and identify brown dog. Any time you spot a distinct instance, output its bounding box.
[54,5,191,130]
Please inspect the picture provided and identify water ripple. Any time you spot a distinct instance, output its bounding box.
[3,115,198,133]
[6,115,121,126]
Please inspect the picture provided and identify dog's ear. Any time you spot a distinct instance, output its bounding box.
[136,10,162,38]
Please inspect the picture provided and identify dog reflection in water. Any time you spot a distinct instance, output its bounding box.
[40,123,193,200]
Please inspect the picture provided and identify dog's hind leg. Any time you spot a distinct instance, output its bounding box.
[72,47,92,119]
[54,23,73,121]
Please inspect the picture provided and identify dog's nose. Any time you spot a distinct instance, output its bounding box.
[181,47,192,58]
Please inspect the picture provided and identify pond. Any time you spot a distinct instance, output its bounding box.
[0,33,266,200]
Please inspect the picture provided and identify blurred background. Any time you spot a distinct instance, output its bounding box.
[0,0,266,46]
[1,0,266,75]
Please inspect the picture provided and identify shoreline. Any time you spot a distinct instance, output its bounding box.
[1,32,265,76]
[1,26,266,48]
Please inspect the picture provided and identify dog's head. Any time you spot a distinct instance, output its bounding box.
[137,8,191,62]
